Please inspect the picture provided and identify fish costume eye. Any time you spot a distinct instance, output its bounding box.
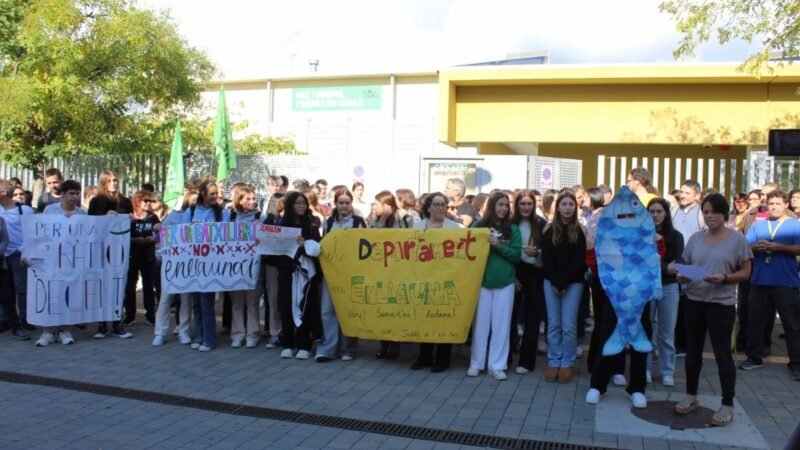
[630,199,640,209]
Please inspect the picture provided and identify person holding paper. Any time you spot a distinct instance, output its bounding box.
[668,193,752,427]
[229,186,263,349]
[315,188,366,363]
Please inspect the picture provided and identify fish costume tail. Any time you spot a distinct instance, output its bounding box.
[602,321,653,356]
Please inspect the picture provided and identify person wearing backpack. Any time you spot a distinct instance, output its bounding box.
[228,185,263,348]
[181,180,231,352]
[369,190,411,359]
[315,188,367,362]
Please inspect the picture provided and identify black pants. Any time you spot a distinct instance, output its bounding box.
[746,285,800,371]
[738,279,775,350]
[416,344,452,369]
[590,297,651,394]
[684,299,736,406]
[0,268,21,331]
[587,274,625,375]
[124,257,155,323]
[222,292,232,330]
[277,266,314,351]
[674,291,688,353]
[577,276,591,340]
[517,263,546,370]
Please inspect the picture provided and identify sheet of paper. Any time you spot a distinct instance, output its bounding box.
[672,263,710,281]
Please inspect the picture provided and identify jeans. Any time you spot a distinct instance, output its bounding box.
[544,280,583,368]
[192,292,217,349]
[6,251,27,323]
[684,298,736,406]
[648,282,680,378]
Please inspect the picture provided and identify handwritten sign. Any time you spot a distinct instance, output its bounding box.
[160,222,260,294]
[256,224,301,257]
[21,215,131,326]
[319,228,489,343]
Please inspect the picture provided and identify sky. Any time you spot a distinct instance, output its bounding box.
[142,0,757,80]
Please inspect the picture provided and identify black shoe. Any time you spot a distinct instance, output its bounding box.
[739,358,763,370]
[430,366,448,373]
[0,320,9,333]
[376,342,389,359]
[410,360,431,370]
[791,369,800,381]
[11,329,30,341]
[315,355,333,363]
[20,321,35,331]
[385,343,400,360]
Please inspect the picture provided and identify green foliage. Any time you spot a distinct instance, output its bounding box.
[179,116,299,156]
[0,0,215,171]
[660,0,800,73]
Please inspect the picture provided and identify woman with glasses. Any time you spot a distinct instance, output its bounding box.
[124,191,160,327]
[410,192,462,372]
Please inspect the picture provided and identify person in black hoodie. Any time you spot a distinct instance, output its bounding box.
[124,190,160,326]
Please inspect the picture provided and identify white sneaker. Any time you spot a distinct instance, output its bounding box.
[466,368,480,377]
[341,354,354,361]
[280,348,294,359]
[575,345,583,358]
[190,342,201,350]
[585,388,601,404]
[630,392,647,408]
[265,336,279,349]
[612,374,627,386]
[295,349,311,360]
[514,366,530,375]
[198,345,212,352]
[231,339,243,348]
[179,334,192,345]
[152,335,165,346]
[35,332,55,347]
[491,370,508,381]
[245,338,258,348]
[172,326,179,336]
[662,375,675,387]
[58,331,75,345]
[646,370,653,384]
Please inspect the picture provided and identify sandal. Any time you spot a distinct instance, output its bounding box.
[674,395,699,415]
[711,405,734,426]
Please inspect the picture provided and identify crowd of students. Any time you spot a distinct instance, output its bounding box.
[1,166,798,428]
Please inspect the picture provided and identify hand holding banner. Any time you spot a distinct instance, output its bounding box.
[319,228,489,343]
[255,224,301,257]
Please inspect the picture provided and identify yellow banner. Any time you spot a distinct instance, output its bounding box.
[319,228,490,343]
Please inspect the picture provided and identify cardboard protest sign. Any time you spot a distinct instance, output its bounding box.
[22,215,131,326]
[160,222,260,294]
[319,228,489,343]
[255,224,300,256]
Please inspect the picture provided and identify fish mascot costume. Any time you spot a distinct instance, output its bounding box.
[595,186,662,356]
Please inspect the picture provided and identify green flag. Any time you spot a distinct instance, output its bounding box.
[214,85,236,181]
[164,119,185,210]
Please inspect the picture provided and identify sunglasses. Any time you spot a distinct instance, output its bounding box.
[142,199,154,204]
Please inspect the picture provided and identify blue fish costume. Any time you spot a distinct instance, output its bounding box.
[595,186,662,356]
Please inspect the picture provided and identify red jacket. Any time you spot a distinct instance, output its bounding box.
[585,238,666,275]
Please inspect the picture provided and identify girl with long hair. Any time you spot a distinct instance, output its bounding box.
[315,189,367,362]
[88,170,133,339]
[277,191,322,360]
[395,188,421,226]
[123,190,160,327]
[540,189,558,222]
[351,181,370,218]
[512,190,547,374]
[541,191,587,383]
[467,192,522,380]
[229,186,263,348]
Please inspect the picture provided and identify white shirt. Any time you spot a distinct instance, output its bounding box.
[1,203,35,256]
[43,203,87,216]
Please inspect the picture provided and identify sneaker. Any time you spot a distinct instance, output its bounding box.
[466,368,480,377]
[341,354,354,361]
[58,331,75,345]
[144,319,154,327]
[231,339,243,348]
[585,388,601,404]
[122,319,136,327]
[93,330,107,339]
[662,375,675,387]
[537,341,547,355]
[172,326,179,336]
[246,338,258,348]
[295,349,311,360]
[514,366,530,375]
[35,332,56,347]
[575,345,583,358]
[152,335,165,346]
[190,342,201,350]
[675,351,686,358]
[646,370,653,384]
[198,345,212,352]
[265,336,279,349]
[112,326,133,339]
[179,334,192,345]
[613,374,627,386]
[280,348,294,359]
[490,370,508,381]
[315,355,333,363]
[739,359,763,370]
[11,329,30,341]
[630,392,647,408]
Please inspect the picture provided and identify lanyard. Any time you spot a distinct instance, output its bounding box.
[767,217,787,241]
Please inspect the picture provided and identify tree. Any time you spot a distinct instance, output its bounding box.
[180,116,300,156]
[0,0,215,172]
[660,1,800,72]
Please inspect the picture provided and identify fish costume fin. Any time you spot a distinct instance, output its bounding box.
[602,321,654,356]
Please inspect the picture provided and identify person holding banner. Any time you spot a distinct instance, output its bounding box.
[541,190,587,384]
[229,186,263,348]
[315,188,367,362]
[35,180,86,346]
[277,191,321,359]
[467,191,521,381]
[88,170,133,339]
[262,192,285,349]
[410,192,462,373]
[370,190,412,359]
[123,191,160,327]
[181,180,231,352]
